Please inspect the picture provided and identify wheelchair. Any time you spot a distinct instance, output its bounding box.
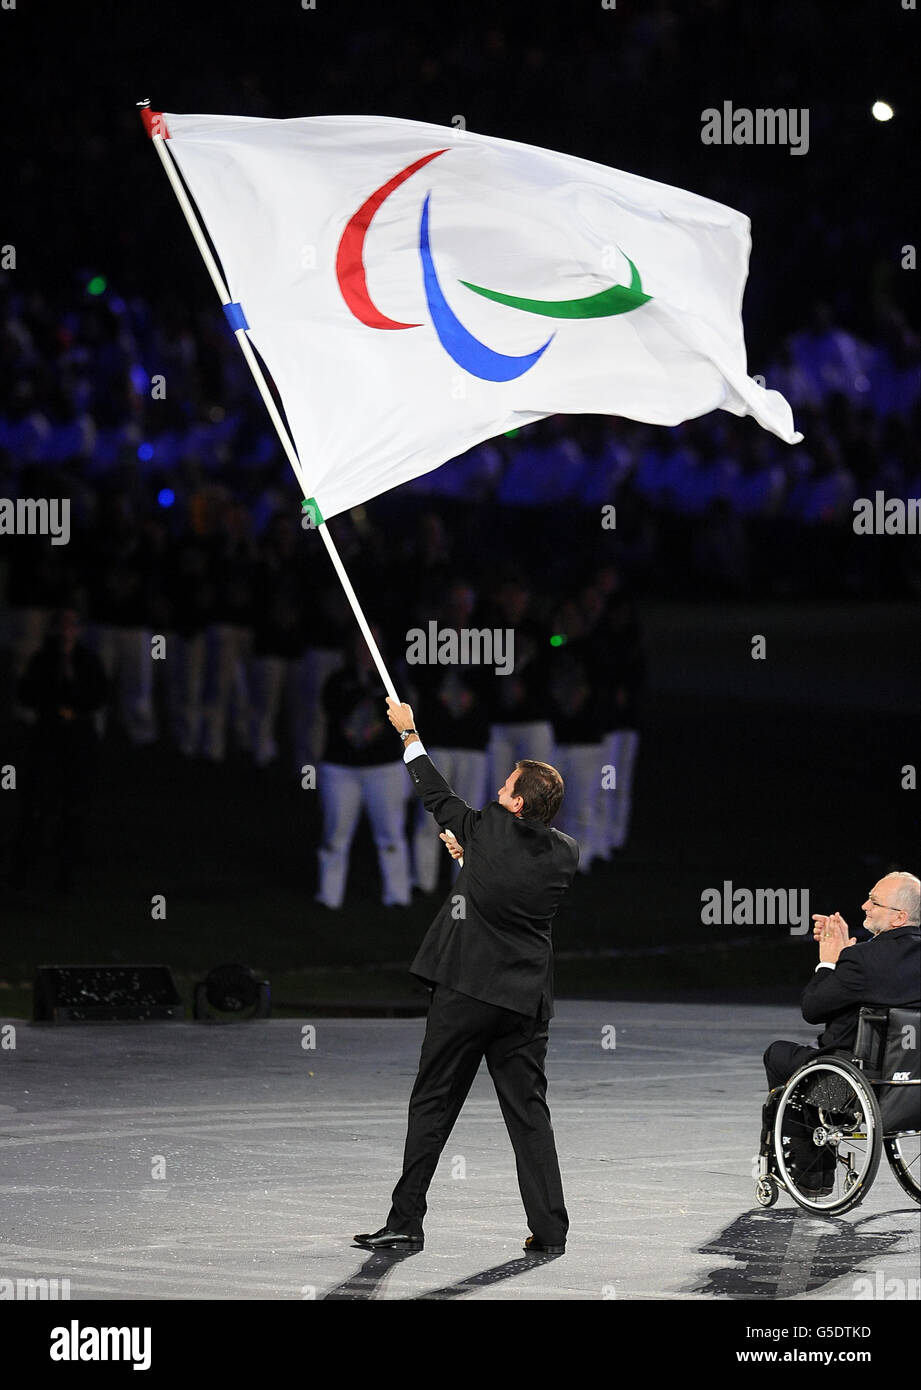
[756,1007,920,1214]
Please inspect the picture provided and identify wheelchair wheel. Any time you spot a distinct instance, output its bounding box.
[755,1175,779,1207]
[884,1134,921,1204]
[774,1057,882,1214]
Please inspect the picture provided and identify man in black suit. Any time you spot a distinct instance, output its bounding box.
[763,870,921,1091]
[353,697,579,1255]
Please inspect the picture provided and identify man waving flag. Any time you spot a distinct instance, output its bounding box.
[144,110,800,525]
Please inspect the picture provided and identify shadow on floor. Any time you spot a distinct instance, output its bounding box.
[687,1207,917,1299]
[321,1247,561,1300]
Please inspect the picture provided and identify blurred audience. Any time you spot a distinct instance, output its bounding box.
[12,607,108,891]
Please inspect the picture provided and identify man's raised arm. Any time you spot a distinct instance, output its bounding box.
[385,696,481,846]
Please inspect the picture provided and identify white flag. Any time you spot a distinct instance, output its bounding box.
[159,111,801,521]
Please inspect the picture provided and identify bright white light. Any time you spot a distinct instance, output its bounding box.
[872,101,894,122]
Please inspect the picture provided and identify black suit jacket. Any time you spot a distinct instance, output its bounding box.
[801,924,921,1050]
[407,753,580,1019]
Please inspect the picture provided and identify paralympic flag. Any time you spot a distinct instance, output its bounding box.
[154,111,801,521]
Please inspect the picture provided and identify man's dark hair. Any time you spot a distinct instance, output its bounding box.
[514,760,564,825]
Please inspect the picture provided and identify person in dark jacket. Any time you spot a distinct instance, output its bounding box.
[353,697,579,1256]
[12,607,108,891]
[761,870,919,1196]
[763,871,921,1089]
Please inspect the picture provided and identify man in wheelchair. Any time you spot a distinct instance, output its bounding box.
[760,871,920,1208]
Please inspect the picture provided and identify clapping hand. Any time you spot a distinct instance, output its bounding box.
[811,911,856,964]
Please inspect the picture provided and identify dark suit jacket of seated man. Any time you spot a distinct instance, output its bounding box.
[764,871,921,1090]
[355,697,580,1255]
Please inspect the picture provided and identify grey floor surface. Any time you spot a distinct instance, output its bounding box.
[1,1002,918,1301]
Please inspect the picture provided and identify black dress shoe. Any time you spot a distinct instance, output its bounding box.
[523,1235,566,1254]
[353,1227,424,1250]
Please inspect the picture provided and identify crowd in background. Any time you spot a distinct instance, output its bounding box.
[3,487,646,898]
[2,0,918,901]
[1,267,918,901]
[1,272,918,616]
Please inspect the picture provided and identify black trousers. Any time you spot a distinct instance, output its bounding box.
[763,1040,819,1090]
[763,1040,851,1090]
[763,1040,851,1187]
[386,985,569,1244]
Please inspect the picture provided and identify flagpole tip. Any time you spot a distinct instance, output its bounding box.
[138,104,170,139]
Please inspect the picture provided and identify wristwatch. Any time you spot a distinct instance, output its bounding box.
[399,728,417,742]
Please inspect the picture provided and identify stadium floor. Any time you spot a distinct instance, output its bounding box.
[1,1001,917,1302]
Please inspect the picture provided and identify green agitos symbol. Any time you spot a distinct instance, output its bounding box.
[459,253,651,320]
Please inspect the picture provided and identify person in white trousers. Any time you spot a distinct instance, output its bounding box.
[546,633,607,872]
[484,584,554,793]
[595,593,645,855]
[316,633,411,909]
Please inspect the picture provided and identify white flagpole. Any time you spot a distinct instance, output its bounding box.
[138,100,401,704]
